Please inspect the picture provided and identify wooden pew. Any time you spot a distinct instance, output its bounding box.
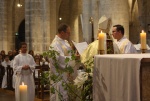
[140,58,150,101]
[34,65,50,100]
[34,66,41,98]
[6,65,13,90]
[0,65,5,88]
[40,65,50,100]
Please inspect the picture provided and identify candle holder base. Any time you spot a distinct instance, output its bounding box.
[141,49,147,53]
[98,50,105,55]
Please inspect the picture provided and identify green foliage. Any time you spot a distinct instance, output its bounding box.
[84,58,94,71]
[40,71,50,85]
[42,47,81,100]
[81,74,93,101]
[41,47,93,101]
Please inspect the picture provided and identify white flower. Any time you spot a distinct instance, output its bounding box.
[74,72,92,88]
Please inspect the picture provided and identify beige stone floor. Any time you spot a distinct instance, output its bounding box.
[0,88,49,101]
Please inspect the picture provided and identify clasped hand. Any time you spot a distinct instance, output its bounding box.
[22,65,30,70]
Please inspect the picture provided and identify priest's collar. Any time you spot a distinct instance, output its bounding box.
[117,36,126,42]
[56,35,63,41]
[20,53,27,55]
[56,35,68,42]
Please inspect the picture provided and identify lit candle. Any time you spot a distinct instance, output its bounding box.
[140,30,147,49]
[19,82,27,101]
[98,31,106,50]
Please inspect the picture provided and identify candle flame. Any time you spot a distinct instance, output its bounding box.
[22,82,24,85]
[142,30,144,33]
[101,31,103,33]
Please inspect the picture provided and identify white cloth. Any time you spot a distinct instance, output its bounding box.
[50,35,72,101]
[1,60,11,88]
[10,59,17,89]
[13,53,36,101]
[94,54,150,101]
[116,36,137,53]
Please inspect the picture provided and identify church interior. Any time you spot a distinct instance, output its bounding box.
[0,0,150,101]
[0,0,150,54]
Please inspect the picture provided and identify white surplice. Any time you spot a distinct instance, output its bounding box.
[116,36,137,54]
[50,35,72,101]
[13,53,36,101]
[1,60,11,88]
[10,59,15,88]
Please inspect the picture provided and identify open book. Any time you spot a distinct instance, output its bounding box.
[72,41,88,55]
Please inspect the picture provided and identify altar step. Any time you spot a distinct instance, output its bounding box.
[0,88,49,101]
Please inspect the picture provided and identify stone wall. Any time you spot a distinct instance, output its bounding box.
[82,0,129,43]
[0,0,25,52]
[138,0,150,45]
[1,0,150,53]
[129,0,141,44]
[58,0,83,43]
[129,0,150,45]
[0,0,7,51]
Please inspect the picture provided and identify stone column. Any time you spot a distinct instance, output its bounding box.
[0,0,8,51]
[50,0,57,42]
[91,0,100,40]
[99,0,129,38]
[82,0,92,43]
[25,0,50,54]
[69,0,83,42]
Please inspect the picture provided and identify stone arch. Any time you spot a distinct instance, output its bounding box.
[58,0,70,25]
[15,19,25,50]
[18,19,25,42]
[6,0,16,51]
[7,0,25,51]
[58,0,83,42]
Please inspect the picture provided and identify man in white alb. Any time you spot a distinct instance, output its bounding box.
[1,55,11,88]
[112,24,137,53]
[13,42,36,101]
[50,23,75,101]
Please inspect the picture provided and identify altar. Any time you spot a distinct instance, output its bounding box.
[93,54,150,101]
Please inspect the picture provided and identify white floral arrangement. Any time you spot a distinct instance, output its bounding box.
[74,71,93,88]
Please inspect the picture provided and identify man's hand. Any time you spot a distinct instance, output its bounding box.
[22,65,30,70]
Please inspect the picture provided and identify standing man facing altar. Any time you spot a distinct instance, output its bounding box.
[112,24,137,53]
[13,42,36,101]
[50,23,76,101]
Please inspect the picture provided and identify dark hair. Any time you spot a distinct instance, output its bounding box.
[4,55,9,58]
[19,42,27,49]
[113,24,124,35]
[28,50,34,56]
[58,23,69,33]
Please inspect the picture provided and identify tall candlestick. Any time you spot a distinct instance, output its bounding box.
[140,30,147,49]
[19,82,27,101]
[98,31,105,50]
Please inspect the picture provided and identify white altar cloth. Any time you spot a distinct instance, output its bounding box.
[93,54,150,101]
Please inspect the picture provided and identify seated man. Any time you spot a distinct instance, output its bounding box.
[112,24,137,54]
